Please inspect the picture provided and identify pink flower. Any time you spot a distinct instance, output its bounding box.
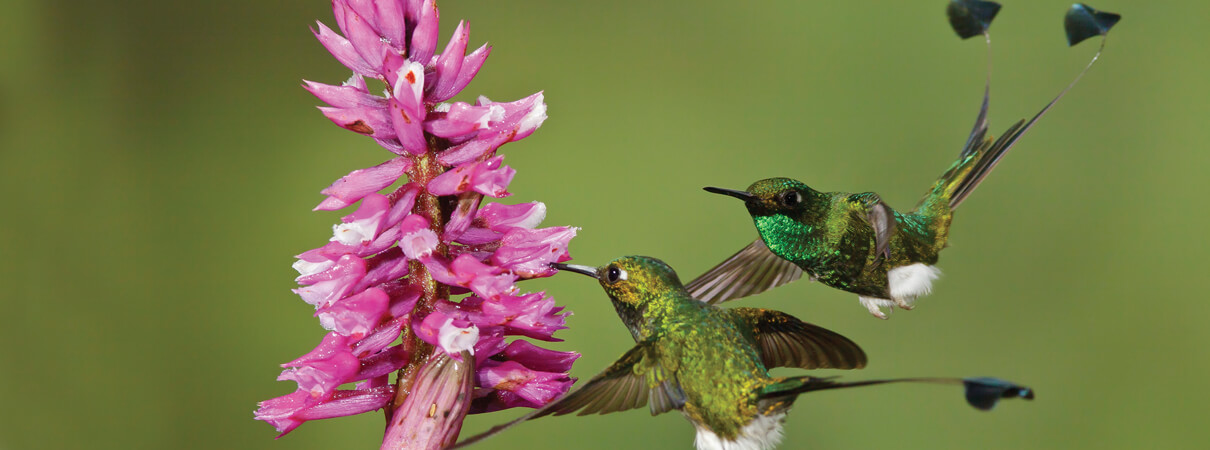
[473,360,577,412]
[257,1,579,447]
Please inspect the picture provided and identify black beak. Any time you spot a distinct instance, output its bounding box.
[704,187,754,201]
[551,263,599,279]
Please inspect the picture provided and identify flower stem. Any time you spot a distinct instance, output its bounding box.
[388,144,450,422]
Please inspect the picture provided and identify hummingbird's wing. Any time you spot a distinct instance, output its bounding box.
[685,240,804,305]
[848,193,896,267]
[450,340,685,448]
[731,308,867,370]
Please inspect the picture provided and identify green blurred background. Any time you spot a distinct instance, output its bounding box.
[2,0,1205,448]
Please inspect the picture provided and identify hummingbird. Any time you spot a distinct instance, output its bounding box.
[452,256,1034,449]
[688,1,1120,319]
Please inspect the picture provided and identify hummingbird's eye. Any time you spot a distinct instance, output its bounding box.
[605,266,627,283]
[779,191,802,207]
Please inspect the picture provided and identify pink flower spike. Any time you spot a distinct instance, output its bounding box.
[491,226,578,278]
[315,157,411,211]
[266,0,580,440]
[380,352,474,450]
[316,287,390,338]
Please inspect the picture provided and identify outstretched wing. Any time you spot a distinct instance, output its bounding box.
[685,240,804,304]
[451,340,684,448]
[732,308,867,370]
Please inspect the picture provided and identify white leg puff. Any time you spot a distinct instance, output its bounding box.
[887,263,942,309]
[693,414,786,450]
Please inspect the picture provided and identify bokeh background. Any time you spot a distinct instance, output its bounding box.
[2,0,1205,449]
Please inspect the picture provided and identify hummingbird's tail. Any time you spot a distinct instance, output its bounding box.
[918,4,1117,214]
[758,375,1033,412]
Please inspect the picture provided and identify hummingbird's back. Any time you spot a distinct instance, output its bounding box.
[649,296,782,442]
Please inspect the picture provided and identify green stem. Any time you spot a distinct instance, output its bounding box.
[387,143,450,424]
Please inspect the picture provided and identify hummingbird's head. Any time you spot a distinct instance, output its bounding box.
[705,177,818,218]
[552,256,684,308]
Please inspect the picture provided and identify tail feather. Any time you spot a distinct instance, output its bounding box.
[759,376,1034,412]
[920,14,1114,213]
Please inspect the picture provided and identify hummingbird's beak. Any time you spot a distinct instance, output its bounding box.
[551,263,599,279]
[703,187,754,202]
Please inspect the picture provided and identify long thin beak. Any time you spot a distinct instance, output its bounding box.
[703,187,754,201]
[551,263,598,279]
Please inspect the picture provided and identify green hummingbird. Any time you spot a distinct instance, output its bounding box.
[688,2,1120,318]
[452,256,1033,449]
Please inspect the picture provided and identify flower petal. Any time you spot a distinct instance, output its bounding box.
[294,255,367,307]
[279,333,360,399]
[408,0,440,65]
[398,214,438,259]
[479,202,546,231]
[473,360,575,412]
[429,20,470,103]
[427,155,514,198]
[313,21,376,78]
[438,43,490,103]
[336,1,389,76]
[315,157,410,211]
[316,287,390,338]
[490,226,577,278]
[389,62,428,154]
[442,193,482,242]
[498,339,580,373]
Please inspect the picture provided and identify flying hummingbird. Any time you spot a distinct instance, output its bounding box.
[688,2,1121,318]
[452,256,1034,449]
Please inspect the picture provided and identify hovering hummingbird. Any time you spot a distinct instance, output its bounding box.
[452,256,1034,450]
[689,2,1120,318]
